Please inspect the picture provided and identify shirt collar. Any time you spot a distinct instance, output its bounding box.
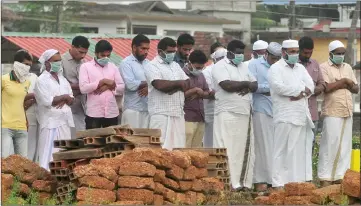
[224,57,239,68]
[328,58,344,68]
[156,55,167,64]
[279,58,298,69]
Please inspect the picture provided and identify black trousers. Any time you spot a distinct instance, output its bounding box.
[85,115,118,129]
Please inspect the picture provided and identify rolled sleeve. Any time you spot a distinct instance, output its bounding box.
[119,62,141,91]
[79,64,99,94]
[256,83,270,93]
[34,79,54,107]
[320,64,331,84]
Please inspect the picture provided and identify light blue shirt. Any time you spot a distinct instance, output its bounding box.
[119,54,149,112]
[248,57,273,117]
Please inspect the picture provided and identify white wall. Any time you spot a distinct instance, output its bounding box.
[80,21,128,34]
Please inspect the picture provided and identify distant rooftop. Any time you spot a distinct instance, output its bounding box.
[262,0,356,4]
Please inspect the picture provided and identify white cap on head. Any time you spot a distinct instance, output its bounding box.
[267,42,282,56]
[328,40,345,52]
[253,40,268,50]
[211,48,227,59]
[38,49,59,72]
[282,39,299,48]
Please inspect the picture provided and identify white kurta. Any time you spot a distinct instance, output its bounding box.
[34,71,74,170]
[268,59,315,187]
[121,109,150,128]
[318,116,353,181]
[212,58,256,189]
[253,112,274,184]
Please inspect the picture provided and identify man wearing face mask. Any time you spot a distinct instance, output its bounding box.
[34,49,74,170]
[120,34,150,128]
[318,40,359,187]
[2,50,32,158]
[183,50,214,148]
[298,37,326,140]
[145,37,190,150]
[202,42,227,147]
[62,36,90,139]
[174,33,195,68]
[212,40,258,191]
[243,40,268,68]
[79,40,125,129]
[268,40,315,188]
[248,42,282,192]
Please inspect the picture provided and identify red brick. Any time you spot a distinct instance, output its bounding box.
[311,184,341,205]
[118,176,155,190]
[79,176,115,190]
[185,191,197,205]
[19,183,30,196]
[1,188,11,202]
[77,187,116,204]
[1,174,14,189]
[154,183,176,201]
[74,164,118,183]
[161,176,180,191]
[183,166,197,180]
[192,179,204,192]
[177,151,209,168]
[179,181,193,191]
[153,194,164,205]
[164,200,174,205]
[196,168,208,178]
[199,177,224,193]
[38,192,53,205]
[285,182,316,196]
[196,193,206,204]
[76,201,101,205]
[284,196,312,205]
[342,169,361,198]
[113,201,144,205]
[162,150,191,169]
[116,149,172,169]
[268,190,286,205]
[154,169,166,182]
[166,164,184,180]
[20,173,37,185]
[254,196,269,205]
[90,158,125,171]
[118,162,156,177]
[32,180,57,193]
[171,193,186,204]
[116,188,154,205]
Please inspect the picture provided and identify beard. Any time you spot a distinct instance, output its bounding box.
[135,53,146,62]
[299,55,310,62]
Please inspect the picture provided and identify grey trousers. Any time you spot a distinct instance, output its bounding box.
[2,128,28,158]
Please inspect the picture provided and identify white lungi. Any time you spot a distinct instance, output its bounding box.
[253,112,274,184]
[203,120,214,148]
[272,122,313,187]
[213,112,255,189]
[318,116,353,181]
[39,124,71,170]
[121,109,150,128]
[27,112,39,162]
[149,114,185,150]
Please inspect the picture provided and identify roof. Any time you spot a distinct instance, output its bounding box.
[2,32,161,66]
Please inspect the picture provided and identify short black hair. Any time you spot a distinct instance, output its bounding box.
[95,40,113,53]
[227,40,246,53]
[299,36,314,50]
[210,42,224,54]
[189,50,208,64]
[132,34,150,47]
[14,49,32,62]
[72,36,90,49]
[177,33,195,47]
[157,37,176,51]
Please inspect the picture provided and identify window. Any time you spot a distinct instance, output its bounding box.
[79,27,98,33]
[164,30,190,37]
[132,25,157,35]
[116,27,126,34]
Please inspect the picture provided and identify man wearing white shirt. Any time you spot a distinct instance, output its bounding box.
[212,40,258,191]
[34,49,74,170]
[145,37,190,150]
[268,40,315,188]
[202,43,227,147]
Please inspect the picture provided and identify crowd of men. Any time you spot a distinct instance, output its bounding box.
[2,32,359,192]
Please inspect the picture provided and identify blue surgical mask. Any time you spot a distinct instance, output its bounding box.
[50,61,62,73]
[161,51,175,64]
[96,57,110,66]
[330,53,344,65]
[285,52,299,64]
[231,53,244,66]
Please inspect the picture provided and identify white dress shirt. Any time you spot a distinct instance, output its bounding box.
[268,58,315,126]
[34,71,74,129]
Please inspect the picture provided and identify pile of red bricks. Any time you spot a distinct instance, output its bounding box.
[1,155,57,204]
[255,169,361,205]
[68,148,225,205]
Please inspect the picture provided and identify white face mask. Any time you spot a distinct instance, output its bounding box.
[13,61,30,83]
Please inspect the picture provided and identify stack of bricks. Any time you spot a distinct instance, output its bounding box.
[55,147,225,205]
[1,155,57,204]
[49,125,162,203]
[174,148,230,191]
[255,170,361,205]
